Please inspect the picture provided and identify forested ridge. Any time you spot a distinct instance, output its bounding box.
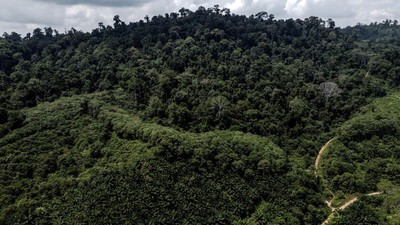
[0,6,400,224]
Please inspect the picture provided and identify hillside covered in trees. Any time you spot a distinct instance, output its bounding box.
[1,6,400,224]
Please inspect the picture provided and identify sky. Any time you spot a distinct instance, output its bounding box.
[1,0,400,36]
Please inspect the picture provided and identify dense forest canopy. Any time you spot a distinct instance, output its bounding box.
[1,6,400,224]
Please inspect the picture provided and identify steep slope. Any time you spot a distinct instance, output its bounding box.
[0,92,327,224]
[1,8,400,225]
[319,92,400,224]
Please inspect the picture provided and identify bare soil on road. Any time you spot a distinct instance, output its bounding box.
[315,138,383,224]
[315,138,335,177]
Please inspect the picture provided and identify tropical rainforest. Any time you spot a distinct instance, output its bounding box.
[0,5,399,225]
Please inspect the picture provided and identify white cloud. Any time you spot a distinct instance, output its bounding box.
[285,0,308,16]
[35,0,147,7]
[0,0,64,26]
[226,0,245,11]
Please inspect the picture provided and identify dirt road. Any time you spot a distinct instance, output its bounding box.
[321,192,383,224]
[315,138,383,224]
[315,138,335,177]
[338,196,358,210]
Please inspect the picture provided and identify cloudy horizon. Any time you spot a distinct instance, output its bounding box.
[1,0,400,36]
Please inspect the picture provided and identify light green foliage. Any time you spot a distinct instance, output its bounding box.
[378,180,400,224]
[320,93,400,223]
[1,8,400,225]
[0,93,309,224]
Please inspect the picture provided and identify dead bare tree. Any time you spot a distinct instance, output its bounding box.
[210,96,229,118]
[320,81,342,104]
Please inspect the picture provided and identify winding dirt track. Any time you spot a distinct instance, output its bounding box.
[337,192,383,211]
[316,138,383,225]
[315,138,335,177]
[321,191,383,225]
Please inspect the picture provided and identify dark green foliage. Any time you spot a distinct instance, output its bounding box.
[1,7,400,225]
[1,7,399,144]
[0,95,326,224]
[0,108,7,124]
[339,116,398,142]
[341,19,400,41]
[321,94,400,194]
[332,196,388,225]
